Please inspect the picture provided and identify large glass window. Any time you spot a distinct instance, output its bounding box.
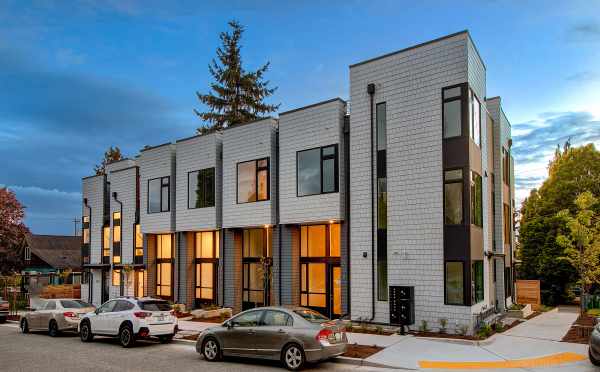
[444,169,463,225]
[148,176,170,213]
[195,231,219,304]
[112,211,121,264]
[297,145,339,196]
[443,86,463,139]
[188,168,215,209]
[134,224,143,264]
[470,172,483,227]
[102,226,110,264]
[135,270,145,297]
[503,204,511,244]
[242,228,272,309]
[502,148,510,185]
[82,216,90,264]
[155,234,173,299]
[470,90,481,146]
[472,261,484,303]
[112,269,121,286]
[237,158,269,203]
[82,216,90,244]
[445,261,464,305]
[300,223,341,317]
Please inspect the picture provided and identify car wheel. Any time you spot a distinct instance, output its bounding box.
[282,343,305,371]
[159,334,174,344]
[80,321,94,342]
[20,319,29,334]
[202,338,221,361]
[119,324,136,348]
[591,348,600,366]
[48,320,60,337]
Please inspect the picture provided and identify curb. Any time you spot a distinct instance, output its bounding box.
[331,356,416,370]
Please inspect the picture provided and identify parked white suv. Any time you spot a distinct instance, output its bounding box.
[78,297,177,347]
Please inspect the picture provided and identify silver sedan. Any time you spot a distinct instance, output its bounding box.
[20,299,95,336]
[196,306,347,371]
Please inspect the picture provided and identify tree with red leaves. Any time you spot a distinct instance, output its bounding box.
[0,188,29,275]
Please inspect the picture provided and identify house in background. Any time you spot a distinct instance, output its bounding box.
[22,234,82,286]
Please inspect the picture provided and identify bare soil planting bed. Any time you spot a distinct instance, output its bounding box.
[188,316,230,323]
[562,313,596,344]
[342,344,383,359]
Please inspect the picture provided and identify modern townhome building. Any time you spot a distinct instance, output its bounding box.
[80,30,515,333]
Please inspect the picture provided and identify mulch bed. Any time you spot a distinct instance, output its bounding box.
[187,316,230,323]
[561,313,596,344]
[180,334,199,341]
[347,328,394,336]
[342,344,383,359]
[409,319,522,341]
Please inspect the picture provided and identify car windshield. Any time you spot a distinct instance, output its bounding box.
[138,300,171,311]
[294,309,330,323]
[60,300,92,308]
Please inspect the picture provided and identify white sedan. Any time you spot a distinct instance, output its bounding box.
[78,297,177,347]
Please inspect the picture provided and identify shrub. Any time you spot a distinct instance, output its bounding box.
[588,308,600,317]
[438,318,448,333]
[419,320,429,332]
[476,324,493,339]
[376,326,385,335]
[345,322,354,332]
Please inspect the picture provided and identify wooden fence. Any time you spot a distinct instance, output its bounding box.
[515,280,541,310]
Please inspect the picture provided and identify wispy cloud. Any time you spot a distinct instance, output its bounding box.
[567,21,600,43]
[512,111,600,205]
[566,71,598,83]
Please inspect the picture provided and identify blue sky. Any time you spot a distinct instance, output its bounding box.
[1,0,599,235]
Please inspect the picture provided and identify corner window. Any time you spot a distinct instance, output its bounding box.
[470,171,483,227]
[470,90,481,146]
[445,261,464,305]
[443,86,463,138]
[297,145,339,196]
[472,261,484,303]
[148,176,170,213]
[188,168,215,209]
[237,158,269,203]
[444,169,463,225]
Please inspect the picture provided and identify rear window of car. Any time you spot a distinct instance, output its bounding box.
[294,309,329,323]
[138,301,171,311]
[60,300,92,308]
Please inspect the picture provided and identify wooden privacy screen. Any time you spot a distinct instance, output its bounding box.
[516,280,541,310]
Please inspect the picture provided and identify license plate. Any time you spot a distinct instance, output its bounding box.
[156,315,165,321]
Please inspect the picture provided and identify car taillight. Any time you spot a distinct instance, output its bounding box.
[134,311,151,319]
[63,312,77,318]
[316,329,333,341]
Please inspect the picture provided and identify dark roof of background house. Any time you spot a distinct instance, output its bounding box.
[25,234,81,271]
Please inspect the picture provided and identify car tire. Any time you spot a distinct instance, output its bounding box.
[282,343,305,371]
[119,324,136,348]
[159,334,174,344]
[80,321,94,342]
[591,348,600,366]
[202,338,221,362]
[48,320,60,337]
[20,319,29,334]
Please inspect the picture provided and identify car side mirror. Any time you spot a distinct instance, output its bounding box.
[226,321,234,329]
[95,309,100,315]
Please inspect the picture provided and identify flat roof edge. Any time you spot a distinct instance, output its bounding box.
[279,98,346,116]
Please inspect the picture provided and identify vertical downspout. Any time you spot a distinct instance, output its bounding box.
[344,114,351,316]
[276,129,282,306]
[367,83,376,321]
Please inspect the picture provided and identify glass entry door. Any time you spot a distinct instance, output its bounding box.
[242,228,272,310]
[300,224,342,318]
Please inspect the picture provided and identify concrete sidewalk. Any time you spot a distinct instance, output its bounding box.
[365,307,589,370]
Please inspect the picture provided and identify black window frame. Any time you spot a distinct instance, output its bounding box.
[187,167,216,209]
[472,260,484,304]
[147,176,170,214]
[242,228,272,310]
[444,260,466,306]
[155,234,174,300]
[112,211,121,264]
[442,84,466,139]
[82,215,90,264]
[236,158,270,204]
[133,223,143,265]
[470,171,483,227]
[296,144,339,197]
[194,231,219,306]
[102,225,110,264]
[469,89,482,147]
[443,167,464,226]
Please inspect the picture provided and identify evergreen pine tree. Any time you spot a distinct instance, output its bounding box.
[195,20,279,134]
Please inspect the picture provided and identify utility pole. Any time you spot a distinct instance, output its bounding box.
[73,218,80,237]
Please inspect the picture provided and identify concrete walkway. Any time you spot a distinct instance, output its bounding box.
[365,306,588,370]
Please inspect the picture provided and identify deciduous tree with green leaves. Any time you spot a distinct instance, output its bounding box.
[194,20,279,134]
[556,191,600,313]
[94,146,122,175]
[518,143,600,305]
